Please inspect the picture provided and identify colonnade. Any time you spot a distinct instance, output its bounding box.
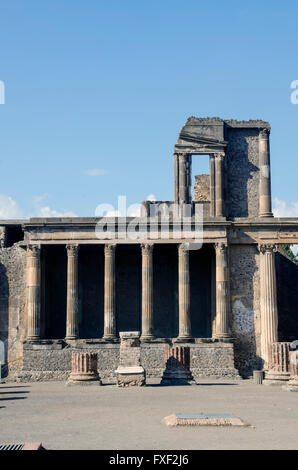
[26,242,232,343]
[26,242,279,365]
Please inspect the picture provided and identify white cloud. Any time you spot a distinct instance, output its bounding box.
[33,193,77,218]
[37,206,77,218]
[0,194,23,219]
[273,198,298,217]
[84,169,108,176]
[146,193,157,201]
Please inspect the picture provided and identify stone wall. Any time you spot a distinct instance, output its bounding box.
[0,243,26,375]
[16,341,239,382]
[194,174,210,202]
[229,244,261,377]
[226,128,260,218]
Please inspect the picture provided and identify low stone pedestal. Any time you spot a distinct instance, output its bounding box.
[253,370,264,384]
[66,352,101,386]
[161,345,194,385]
[263,342,291,385]
[163,413,247,427]
[283,343,298,392]
[115,332,145,387]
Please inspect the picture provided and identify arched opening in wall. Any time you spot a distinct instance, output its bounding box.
[191,155,210,203]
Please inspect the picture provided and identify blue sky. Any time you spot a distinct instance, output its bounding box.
[0,0,298,218]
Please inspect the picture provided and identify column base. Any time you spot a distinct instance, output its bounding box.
[214,334,232,343]
[259,212,273,217]
[140,335,155,342]
[174,336,194,343]
[102,335,118,343]
[263,371,291,386]
[26,336,41,343]
[65,336,79,342]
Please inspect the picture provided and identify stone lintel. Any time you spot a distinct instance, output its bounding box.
[119,331,140,340]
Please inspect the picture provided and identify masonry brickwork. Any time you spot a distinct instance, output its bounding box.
[0,116,298,382]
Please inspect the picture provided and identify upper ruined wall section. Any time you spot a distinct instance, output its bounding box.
[176,117,271,219]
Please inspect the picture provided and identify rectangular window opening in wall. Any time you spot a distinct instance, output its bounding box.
[192,154,210,202]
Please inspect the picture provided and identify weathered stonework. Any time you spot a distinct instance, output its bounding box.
[283,346,298,392]
[115,332,146,386]
[0,116,298,384]
[230,245,261,377]
[67,352,101,385]
[194,174,210,202]
[0,244,26,377]
[161,345,194,385]
[226,129,260,218]
[263,342,291,385]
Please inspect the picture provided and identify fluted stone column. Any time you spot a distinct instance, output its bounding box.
[264,342,291,385]
[26,245,41,341]
[65,244,79,340]
[258,244,278,367]
[161,345,193,385]
[215,153,225,217]
[103,244,117,340]
[174,153,179,203]
[259,128,273,217]
[67,352,101,385]
[178,153,190,205]
[141,243,154,341]
[210,154,216,217]
[177,243,192,341]
[215,242,231,340]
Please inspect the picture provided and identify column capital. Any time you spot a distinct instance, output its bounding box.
[214,152,225,160]
[178,243,189,256]
[259,128,270,138]
[27,244,41,256]
[66,244,79,256]
[214,242,228,254]
[258,243,277,254]
[141,243,154,255]
[177,153,190,164]
[104,243,116,256]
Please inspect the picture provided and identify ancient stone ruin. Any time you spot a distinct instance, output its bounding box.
[283,341,298,392]
[67,352,101,386]
[263,342,291,385]
[0,116,298,383]
[161,345,194,385]
[115,332,145,386]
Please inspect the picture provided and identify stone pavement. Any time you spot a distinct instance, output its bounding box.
[0,378,298,450]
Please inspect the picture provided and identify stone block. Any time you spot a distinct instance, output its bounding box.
[66,352,102,386]
[163,413,247,427]
[115,331,145,386]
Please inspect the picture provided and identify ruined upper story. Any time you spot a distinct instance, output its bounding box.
[2,116,298,248]
[172,116,272,220]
